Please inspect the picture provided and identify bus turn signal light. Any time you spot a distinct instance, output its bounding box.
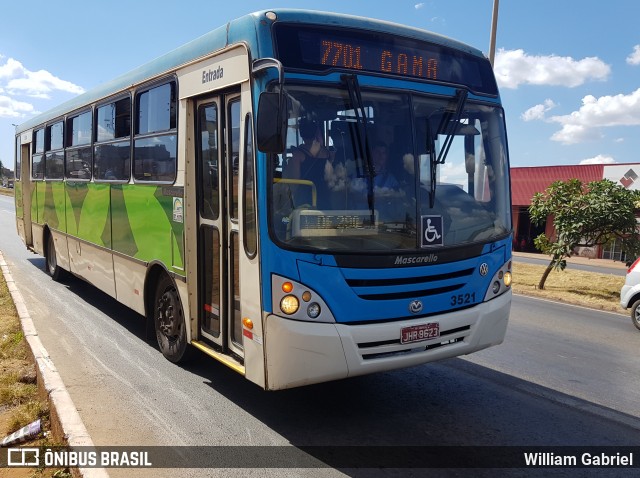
[282,282,294,293]
[242,318,254,330]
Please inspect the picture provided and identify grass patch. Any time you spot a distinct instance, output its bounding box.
[512,262,626,313]
[1,266,68,477]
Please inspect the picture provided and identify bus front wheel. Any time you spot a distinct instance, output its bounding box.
[153,274,191,363]
[45,232,65,282]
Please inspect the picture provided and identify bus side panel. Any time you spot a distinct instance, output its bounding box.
[31,184,44,255]
[74,241,117,298]
[15,180,23,219]
[113,184,184,272]
[46,181,70,270]
[76,183,111,248]
[65,181,90,277]
[43,181,66,233]
[70,182,114,292]
[34,182,44,226]
[113,255,146,315]
[65,182,89,238]
[15,180,25,243]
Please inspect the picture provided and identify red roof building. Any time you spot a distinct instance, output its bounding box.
[510,163,640,260]
[511,165,605,206]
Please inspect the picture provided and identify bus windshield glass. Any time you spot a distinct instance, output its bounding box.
[269,84,511,253]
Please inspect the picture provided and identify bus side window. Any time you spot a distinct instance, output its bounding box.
[32,128,45,180]
[94,97,131,182]
[134,81,177,183]
[66,111,92,180]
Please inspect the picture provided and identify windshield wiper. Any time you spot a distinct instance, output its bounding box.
[341,74,375,225]
[428,89,468,208]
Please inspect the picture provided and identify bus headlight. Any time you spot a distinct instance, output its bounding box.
[503,271,512,287]
[272,275,335,323]
[483,261,512,302]
[280,295,300,315]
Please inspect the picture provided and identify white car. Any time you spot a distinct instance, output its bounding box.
[620,258,640,331]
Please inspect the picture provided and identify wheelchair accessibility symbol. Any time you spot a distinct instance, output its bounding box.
[421,215,443,247]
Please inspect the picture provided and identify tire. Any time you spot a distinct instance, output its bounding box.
[153,274,192,363]
[45,232,65,282]
[631,299,640,331]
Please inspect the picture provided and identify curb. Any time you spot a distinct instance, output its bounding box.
[0,251,109,478]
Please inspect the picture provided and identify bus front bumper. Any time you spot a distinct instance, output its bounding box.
[264,291,511,390]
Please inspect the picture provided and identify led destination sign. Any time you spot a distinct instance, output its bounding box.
[320,39,438,80]
[274,24,498,95]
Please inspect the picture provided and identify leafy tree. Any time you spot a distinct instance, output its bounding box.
[529,179,640,289]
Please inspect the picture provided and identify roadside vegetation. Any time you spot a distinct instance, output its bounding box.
[528,179,640,290]
[512,262,625,313]
[0,269,70,478]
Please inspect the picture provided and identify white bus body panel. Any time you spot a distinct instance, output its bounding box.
[71,240,116,298]
[113,255,147,316]
[265,291,511,390]
[32,223,45,256]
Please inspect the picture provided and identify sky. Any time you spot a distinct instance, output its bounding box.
[1,0,639,171]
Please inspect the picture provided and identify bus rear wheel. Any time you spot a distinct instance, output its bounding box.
[46,232,65,282]
[153,274,191,363]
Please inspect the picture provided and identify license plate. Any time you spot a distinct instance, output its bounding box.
[401,323,440,344]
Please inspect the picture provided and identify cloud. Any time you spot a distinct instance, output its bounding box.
[0,58,25,80]
[0,94,35,118]
[494,49,610,89]
[0,56,84,112]
[627,45,640,65]
[415,3,425,9]
[579,154,616,165]
[521,99,556,121]
[550,88,640,144]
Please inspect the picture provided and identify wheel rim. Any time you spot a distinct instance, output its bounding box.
[157,287,182,344]
[634,307,640,325]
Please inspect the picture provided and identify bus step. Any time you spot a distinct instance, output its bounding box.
[191,340,245,375]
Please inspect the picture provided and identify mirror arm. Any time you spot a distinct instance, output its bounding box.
[252,58,284,85]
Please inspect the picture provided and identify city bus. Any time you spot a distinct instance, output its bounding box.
[13,9,512,390]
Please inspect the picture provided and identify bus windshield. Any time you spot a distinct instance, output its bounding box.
[269,84,511,252]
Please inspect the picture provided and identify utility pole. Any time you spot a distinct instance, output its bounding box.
[489,0,500,66]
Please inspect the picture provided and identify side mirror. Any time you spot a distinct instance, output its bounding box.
[257,92,287,153]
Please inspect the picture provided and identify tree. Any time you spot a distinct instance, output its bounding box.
[529,179,640,290]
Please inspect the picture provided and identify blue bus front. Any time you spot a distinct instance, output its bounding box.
[256,13,512,389]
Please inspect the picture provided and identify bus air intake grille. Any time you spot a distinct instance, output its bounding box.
[344,268,474,301]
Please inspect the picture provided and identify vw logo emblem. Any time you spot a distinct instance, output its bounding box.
[479,263,489,276]
[409,300,423,314]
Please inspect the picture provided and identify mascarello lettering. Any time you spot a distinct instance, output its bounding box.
[394,254,438,265]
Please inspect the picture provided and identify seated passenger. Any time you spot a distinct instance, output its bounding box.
[284,118,332,208]
[372,142,399,190]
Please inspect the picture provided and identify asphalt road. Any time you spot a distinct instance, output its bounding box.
[1,194,639,478]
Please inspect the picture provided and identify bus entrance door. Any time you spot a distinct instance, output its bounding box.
[195,94,244,361]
